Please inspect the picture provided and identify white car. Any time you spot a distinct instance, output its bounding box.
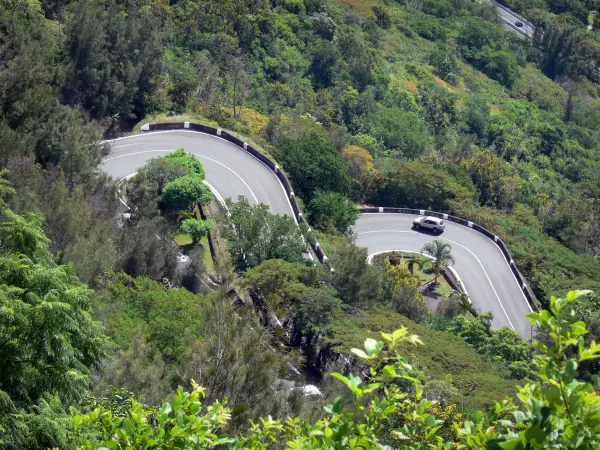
[413,216,445,233]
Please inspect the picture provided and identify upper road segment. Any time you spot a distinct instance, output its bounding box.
[102,130,534,338]
[491,0,535,39]
[101,131,295,217]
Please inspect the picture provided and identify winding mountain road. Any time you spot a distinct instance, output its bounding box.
[491,0,535,39]
[102,130,534,338]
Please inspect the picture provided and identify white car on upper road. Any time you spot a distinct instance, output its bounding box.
[413,216,445,233]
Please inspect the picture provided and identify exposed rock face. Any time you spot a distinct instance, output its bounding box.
[247,287,357,383]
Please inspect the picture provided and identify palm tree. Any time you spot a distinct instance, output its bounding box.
[407,254,428,274]
[421,240,455,285]
[440,290,476,318]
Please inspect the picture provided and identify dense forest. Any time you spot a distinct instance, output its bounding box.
[3,0,600,447]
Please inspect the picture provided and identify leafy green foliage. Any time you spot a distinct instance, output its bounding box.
[6,0,600,444]
[421,239,455,285]
[162,175,212,210]
[429,47,460,83]
[458,17,522,87]
[273,133,349,202]
[371,108,431,158]
[72,290,600,450]
[328,307,520,410]
[73,384,233,448]
[373,160,475,211]
[0,204,108,406]
[223,196,306,271]
[176,296,297,431]
[410,13,447,42]
[65,0,163,119]
[450,313,537,379]
[163,148,206,179]
[0,188,108,448]
[308,189,359,233]
[139,158,189,194]
[94,273,207,363]
[326,236,382,305]
[180,218,212,244]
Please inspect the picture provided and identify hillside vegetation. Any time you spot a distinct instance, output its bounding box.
[3,0,600,447]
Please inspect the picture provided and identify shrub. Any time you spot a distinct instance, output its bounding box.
[162,175,212,210]
[309,190,359,234]
[180,218,212,244]
[164,148,206,179]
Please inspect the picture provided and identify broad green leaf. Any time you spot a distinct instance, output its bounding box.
[160,403,172,415]
[351,348,369,359]
[382,365,397,378]
[364,338,379,355]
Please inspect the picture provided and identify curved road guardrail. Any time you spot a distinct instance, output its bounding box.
[101,122,537,338]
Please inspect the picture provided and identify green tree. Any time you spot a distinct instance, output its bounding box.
[162,175,212,210]
[410,14,447,42]
[141,158,189,194]
[480,47,522,88]
[117,219,180,281]
[309,38,340,89]
[371,108,431,158]
[165,52,199,110]
[284,284,342,342]
[372,5,392,28]
[0,169,16,206]
[273,133,349,202]
[309,190,359,234]
[372,160,475,211]
[464,95,491,139]
[381,262,429,322]
[94,333,173,406]
[94,273,207,364]
[176,295,295,431]
[223,196,306,271]
[429,47,460,83]
[462,150,523,208]
[457,17,522,87]
[406,253,429,275]
[164,148,206,179]
[66,0,164,119]
[450,313,536,379]
[327,237,382,305]
[180,218,212,244]
[437,290,476,318]
[419,82,458,137]
[421,240,455,285]
[0,196,108,409]
[72,290,600,450]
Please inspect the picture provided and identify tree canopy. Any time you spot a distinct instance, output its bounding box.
[273,133,350,202]
[223,196,306,271]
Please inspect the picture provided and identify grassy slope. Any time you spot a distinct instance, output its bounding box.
[328,307,519,411]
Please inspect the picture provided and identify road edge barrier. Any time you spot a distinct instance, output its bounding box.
[138,122,537,312]
[140,122,334,272]
[359,206,539,312]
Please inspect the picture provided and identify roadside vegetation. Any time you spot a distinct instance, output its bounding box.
[3,0,600,446]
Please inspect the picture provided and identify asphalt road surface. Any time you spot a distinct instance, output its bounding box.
[101,130,295,217]
[491,0,535,39]
[354,214,534,338]
[102,131,534,339]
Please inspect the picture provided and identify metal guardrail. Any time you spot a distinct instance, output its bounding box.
[141,122,334,271]
[140,122,538,312]
[360,207,539,312]
[492,0,534,28]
